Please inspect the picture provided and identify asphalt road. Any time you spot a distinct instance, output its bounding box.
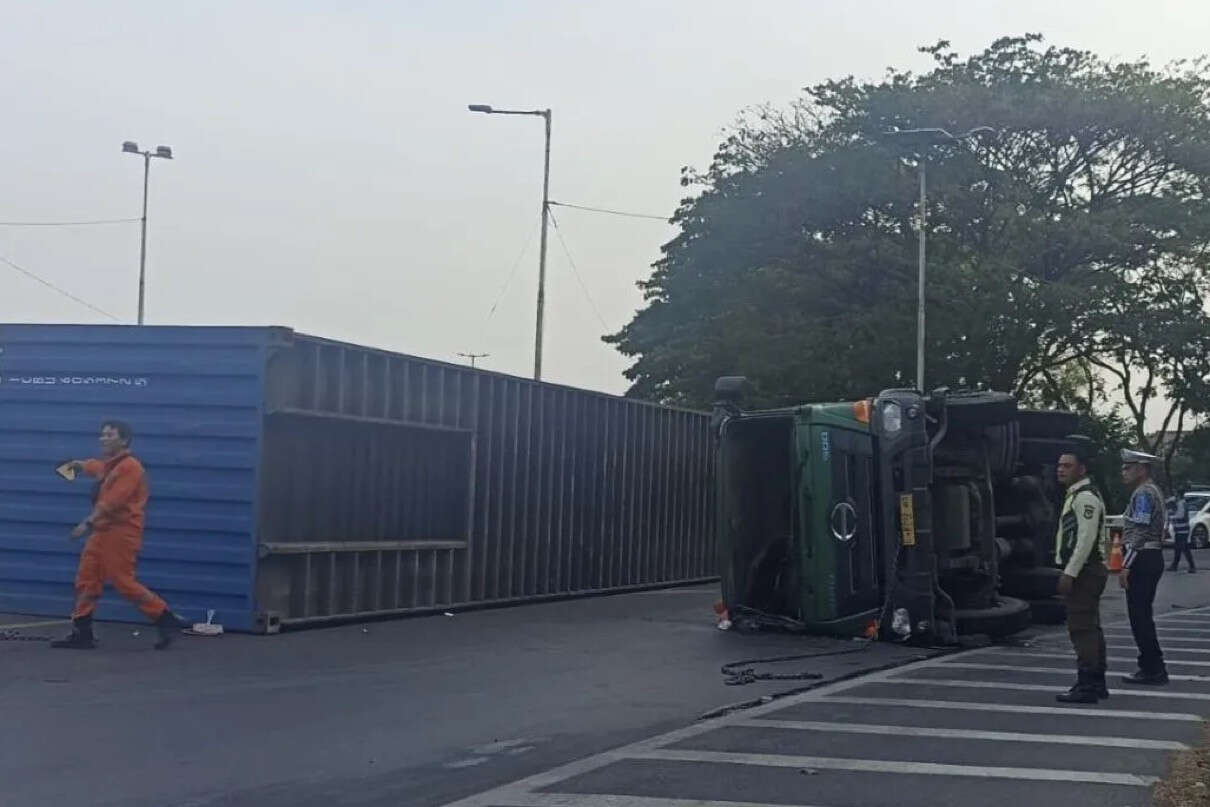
[0,584,928,807]
[3,569,1207,807]
[444,571,1210,807]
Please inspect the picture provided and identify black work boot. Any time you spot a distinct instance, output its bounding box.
[1090,669,1110,700]
[153,611,181,650]
[1056,669,1098,704]
[50,616,96,650]
[1122,668,1169,686]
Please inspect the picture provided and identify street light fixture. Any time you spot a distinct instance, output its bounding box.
[468,103,552,381]
[881,126,996,392]
[122,140,174,325]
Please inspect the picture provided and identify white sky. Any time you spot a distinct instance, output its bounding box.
[2,0,1207,396]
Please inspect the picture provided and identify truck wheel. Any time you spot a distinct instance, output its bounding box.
[1019,437,1071,467]
[1016,410,1079,439]
[984,421,1020,478]
[1194,525,1209,549]
[955,595,1031,637]
[1001,567,1061,600]
[943,391,1017,428]
[1028,596,1067,625]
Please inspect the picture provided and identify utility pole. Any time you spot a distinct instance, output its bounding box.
[468,103,552,381]
[880,126,996,392]
[457,352,489,369]
[122,141,173,325]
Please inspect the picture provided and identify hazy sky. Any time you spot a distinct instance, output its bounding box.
[2,1,1207,396]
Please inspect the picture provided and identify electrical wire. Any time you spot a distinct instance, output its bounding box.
[0,218,140,227]
[0,254,122,322]
[478,225,540,342]
[547,209,610,331]
[547,200,668,222]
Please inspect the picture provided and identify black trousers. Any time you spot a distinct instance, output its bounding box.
[1171,537,1196,571]
[1126,549,1166,674]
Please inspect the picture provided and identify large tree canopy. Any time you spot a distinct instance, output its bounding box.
[608,35,1210,440]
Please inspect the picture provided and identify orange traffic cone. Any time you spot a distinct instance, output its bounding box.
[1107,534,1124,573]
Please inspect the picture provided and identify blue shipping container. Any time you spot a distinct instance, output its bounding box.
[0,325,715,631]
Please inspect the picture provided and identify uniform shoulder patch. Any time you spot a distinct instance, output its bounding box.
[1083,504,1095,519]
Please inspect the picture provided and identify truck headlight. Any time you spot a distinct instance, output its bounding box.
[881,401,903,434]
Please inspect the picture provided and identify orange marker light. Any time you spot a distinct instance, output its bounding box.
[853,399,872,424]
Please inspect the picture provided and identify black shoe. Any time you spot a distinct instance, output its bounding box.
[1121,669,1169,686]
[1190,569,1198,574]
[1056,686,1099,704]
[1091,673,1109,700]
[153,611,181,650]
[49,616,96,650]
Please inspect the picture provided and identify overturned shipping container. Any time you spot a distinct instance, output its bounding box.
[0,325,715,631]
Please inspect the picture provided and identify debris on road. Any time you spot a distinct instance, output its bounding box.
[1154,723,1210,807]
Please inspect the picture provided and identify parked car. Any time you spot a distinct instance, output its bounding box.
[1188,495,1210,549]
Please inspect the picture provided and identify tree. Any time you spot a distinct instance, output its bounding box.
[607,35,1210,426]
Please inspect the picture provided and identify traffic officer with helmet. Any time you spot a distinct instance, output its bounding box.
[1119,448,1169,685]
[1053,439,1109,703]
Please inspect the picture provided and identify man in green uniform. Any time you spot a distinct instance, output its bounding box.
[1054,441,1108,703]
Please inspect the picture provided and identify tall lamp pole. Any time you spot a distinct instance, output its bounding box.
[468,104,552,381]
[122,141,173,325]
[881,127,995,392]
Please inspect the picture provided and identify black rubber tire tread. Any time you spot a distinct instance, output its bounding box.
[1027,596,1067,625]
[1019,437,1071,467]
[1000,566,1062,600]
[1194,525,1209,549]
[955,595,1032,637]
[984,421,1020,478]
[944,391,1018,429]
[1016,409,1079,440]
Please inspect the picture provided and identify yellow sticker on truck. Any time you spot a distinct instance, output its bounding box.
[899,493,916,546]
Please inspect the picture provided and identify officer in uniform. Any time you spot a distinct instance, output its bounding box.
[1054,441,1108,703]
[1119,448,1169,685]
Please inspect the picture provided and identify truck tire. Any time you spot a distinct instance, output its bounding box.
[1000,566,1061,600]
[955,596,1031,637]
[1028,596,1067,625]
[943,391,1017,429]
[1019,437,1071,467]
[984,421,1020,478]
[1016,410,1079,439]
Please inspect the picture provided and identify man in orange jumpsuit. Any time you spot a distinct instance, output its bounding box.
[50,420,180,650]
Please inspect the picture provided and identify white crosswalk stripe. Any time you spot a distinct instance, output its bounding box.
[439,614,1210,807]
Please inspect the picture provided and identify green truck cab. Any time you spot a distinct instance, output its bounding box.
[714,379,1073,644]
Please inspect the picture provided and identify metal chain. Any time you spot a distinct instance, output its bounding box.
[0,628,52,642]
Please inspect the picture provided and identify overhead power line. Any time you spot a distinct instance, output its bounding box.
[547,210,609,331]
[0,217,140,227]
[0,254,122,322]
[548,201,668,222]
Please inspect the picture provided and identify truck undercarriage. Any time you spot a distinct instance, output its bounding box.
[714,380,1078,644]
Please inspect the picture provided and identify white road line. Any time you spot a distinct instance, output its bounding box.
[736,718,1190,750]
[893,676,1210,701]
[1011,651,1210,668]
[634,748,1158,787]
[1108,643,1210,654]
[490,795,826,807]
[435,639,1200,807]
[937,661,1210,683]
[1105,631,1210,642]
[821,695,1202,721]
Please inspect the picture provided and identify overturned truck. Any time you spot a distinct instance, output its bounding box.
[713,380,1079,644]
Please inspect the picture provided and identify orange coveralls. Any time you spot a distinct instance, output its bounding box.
[72,452,168,620]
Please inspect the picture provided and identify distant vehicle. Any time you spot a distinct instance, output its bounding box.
[1188,495,1210,549]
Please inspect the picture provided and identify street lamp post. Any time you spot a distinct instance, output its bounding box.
[881,127,995,392]
[468,104,552,381]
[122,141,173,325]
